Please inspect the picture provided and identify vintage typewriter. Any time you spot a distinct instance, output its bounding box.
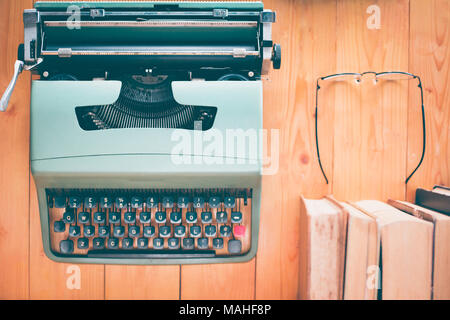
[0,1,280,264]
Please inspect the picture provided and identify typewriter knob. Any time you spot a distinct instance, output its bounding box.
[18,43,24,62]
[272,44,281,70]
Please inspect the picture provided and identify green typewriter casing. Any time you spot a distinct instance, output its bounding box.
[18,1,280,264]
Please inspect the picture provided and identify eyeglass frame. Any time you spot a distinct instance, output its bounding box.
[315,71,426,185]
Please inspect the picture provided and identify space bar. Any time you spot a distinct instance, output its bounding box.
[88,249,216,259]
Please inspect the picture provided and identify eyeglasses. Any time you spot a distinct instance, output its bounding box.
[315,71,426,184]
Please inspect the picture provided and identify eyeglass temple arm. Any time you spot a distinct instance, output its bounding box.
[405,76,426,184]
[315,79,329,184]
[315,75,425,185]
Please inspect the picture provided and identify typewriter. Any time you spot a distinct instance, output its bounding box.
[1,1,280,264]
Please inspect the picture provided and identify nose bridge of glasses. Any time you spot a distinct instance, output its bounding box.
[357,72,378,84]
[320,72,378,84]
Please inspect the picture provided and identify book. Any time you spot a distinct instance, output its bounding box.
[432,185,450,196]
[415,186,450,215]
[298,196,347,300]
[388,199,450,300]
[340,202,378,300]
[353,201,433,300]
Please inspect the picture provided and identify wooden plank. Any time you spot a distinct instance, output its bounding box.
[0,0,32,300]
[29,178,105,299]
[333,0,409,201]
[407,0,450,201]
[181,260,255,300]
[255,0,336,299]
[106,265,180,300]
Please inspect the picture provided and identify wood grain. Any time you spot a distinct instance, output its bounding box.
[0,0,32,300]
[407,0,450,201]
[105,265,180,300]
[255,0,336,300]
[333,0,410,202]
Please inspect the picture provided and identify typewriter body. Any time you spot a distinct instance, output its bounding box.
[1,1,280,264]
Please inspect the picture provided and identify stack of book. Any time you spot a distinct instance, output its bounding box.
[298,186,450,300]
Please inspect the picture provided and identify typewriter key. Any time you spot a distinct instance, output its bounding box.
[162,196,174,208]
[122,238,133,249]
[124,211,136,224]
[213,238,224,249]
[130,196,143,209]
[93,238,105,250]
[208,196,220,208]
[205,225,217,237]
[159,226,171,238]
[174,225,186,238]
[155,211,166,224]
[78,211,90,224]
[94,211,106,224]
[98,226,109,238]
[137,238,148,249]
[108,238,119,249]
[193,197,205,209]
[77,238,89,250]
[54,196,66,208]
[233,225,246,237]
[183,238,195,250]
[60,240,74,254]
[109,211,121,224]
[186,211,197,224]
[69,226,81,237]
[146,196,158,209]
[63,210,75,224]
[153,238,164,250]
[115,197,127,209]
[190,226,201,238]
[129,226,140,238]
[99,196,112,209]
[84,196,97,209]
[170,211,182,224]
[201,211,212,223]
[228,240,242,254]
[231,211,243,224]
[54,220,65,233]
[168,238,180,249]
[84,225,95,237]
[68,196,81,209]
[177,196,189,208]
[114,226,125,238]
[224,196,236,208]
[197,238,209,249]
[216,211,228,223]
[219,225,232,237]
[139,211,151,224]
[143,226,155,238]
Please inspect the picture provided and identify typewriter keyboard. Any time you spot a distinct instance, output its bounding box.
[47,189,252,259]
